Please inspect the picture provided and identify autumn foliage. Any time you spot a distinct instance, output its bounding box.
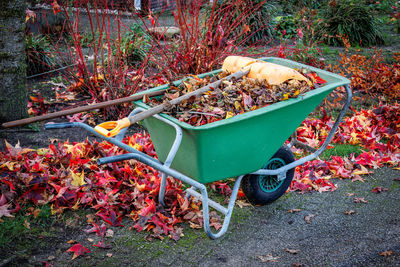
[1,103,399,239]
[330,51,400,100]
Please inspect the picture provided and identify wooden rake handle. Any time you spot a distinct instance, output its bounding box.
[1,89,167,129]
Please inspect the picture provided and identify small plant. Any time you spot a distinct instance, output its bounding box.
[25,33,55,76]
[314,0,385,47]
[268,41,325,69]
[116,24,152,67]
[278,0,326,13]
[206,0,276,44]
[272,15,300,39]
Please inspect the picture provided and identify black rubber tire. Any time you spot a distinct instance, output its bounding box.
[241,145,295,206]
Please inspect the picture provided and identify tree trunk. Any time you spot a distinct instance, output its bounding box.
[0,0,27,123]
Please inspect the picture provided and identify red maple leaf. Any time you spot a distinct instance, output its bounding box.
[97,210,123,227]
[372,187,388,193]
[66,243,90,260]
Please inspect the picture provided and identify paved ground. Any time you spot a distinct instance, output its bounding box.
[144,167,400,267]
[29,166,398,267]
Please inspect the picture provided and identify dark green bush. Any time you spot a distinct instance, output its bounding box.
[278,0,327,13]
[314,1,385,47]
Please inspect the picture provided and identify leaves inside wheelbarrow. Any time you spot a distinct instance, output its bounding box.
[148,70,324,126]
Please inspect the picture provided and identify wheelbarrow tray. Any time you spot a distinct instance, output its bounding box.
[134,57,350,183]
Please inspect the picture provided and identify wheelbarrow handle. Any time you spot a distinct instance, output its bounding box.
[94,117,131,137]
[94,67,251,138]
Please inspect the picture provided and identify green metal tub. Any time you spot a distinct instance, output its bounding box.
[134,57,350,183]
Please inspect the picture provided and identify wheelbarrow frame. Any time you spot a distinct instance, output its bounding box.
[45,83,351,239]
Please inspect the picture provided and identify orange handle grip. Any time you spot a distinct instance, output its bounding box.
[94,117,131,137]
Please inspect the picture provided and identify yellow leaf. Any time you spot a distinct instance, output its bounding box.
[131,143,143,151]
[225,112,234,119]
[71,171,86,187]
[282,93,290,101]
[136,182,146,192]
[36,148,49,155]
[71,199,80,210]
[352,165,370,176]
[234,101,242,110]
[0,161,16,171]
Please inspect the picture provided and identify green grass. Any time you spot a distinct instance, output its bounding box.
[0,205,54,254]
[320,143,365,160]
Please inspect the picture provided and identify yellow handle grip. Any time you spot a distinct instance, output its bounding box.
[94,117,131,137]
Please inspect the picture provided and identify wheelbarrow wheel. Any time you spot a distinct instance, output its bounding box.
[241,145,295,206]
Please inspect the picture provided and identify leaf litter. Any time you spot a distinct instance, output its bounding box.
[147,70,325,126]
[0,83,399,241]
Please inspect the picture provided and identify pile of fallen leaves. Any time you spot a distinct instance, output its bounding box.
[0,133,220,241]
[291,103,400,192]
[147,71,326,126]
[0,103,399,242]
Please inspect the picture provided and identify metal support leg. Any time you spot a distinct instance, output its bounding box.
[199,176,244,239]
[158,173,168,206]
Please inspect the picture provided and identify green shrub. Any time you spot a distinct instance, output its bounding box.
[314,1,385,47]
[116,24,152,67]
[278,0,327,13]
[206,0,276,44]
[25,33,54,76]
[272,15,300,39]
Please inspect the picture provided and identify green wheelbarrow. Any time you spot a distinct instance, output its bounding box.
[45,57,352,239]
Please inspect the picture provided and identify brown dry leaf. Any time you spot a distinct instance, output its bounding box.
[288,209,302,213]
[236,200,252,208]
[344,210,356,215]
[284,248,299,254]
[189,222,202,229]
[47,255,55,261]
[105,229,114,238]
[304,214,315,224]
[351,175,365,182]
[293,262,305,267]
[354,197,368,204]
[33,208,40,219]
[379,250,393,257]
[258,254,280,262]
[67,239,77,244]
[352,165,370,175]
[346,192,355,197]
[87,238,94,243]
